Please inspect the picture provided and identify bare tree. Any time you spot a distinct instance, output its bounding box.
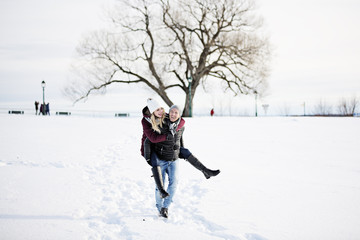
[262,103,269,115]
[65,0,271,116]
[312,99,332,116]
[337,96,359,116]
[280,103,291,116]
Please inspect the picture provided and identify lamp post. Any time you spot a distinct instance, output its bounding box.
[187,76,192,117]
[302,102,306,116]
[254,90,258,117]
[41,80,46,115]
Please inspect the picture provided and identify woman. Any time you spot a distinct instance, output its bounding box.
[140,98,172,199]
[141,99,220,177]
[148,104,220,177]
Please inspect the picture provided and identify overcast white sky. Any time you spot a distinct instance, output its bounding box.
[1,0,359,115]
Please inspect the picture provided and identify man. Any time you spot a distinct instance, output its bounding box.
[35,101,39,115]
[152,105,184,218]
[153,105,220,218]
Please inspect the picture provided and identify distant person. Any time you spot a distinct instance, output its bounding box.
[46,103,50,115]
[210,108,214,116]
[40,104,44,115]
[35,101,39,115]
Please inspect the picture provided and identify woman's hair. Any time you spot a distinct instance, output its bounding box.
[150,107,166,133]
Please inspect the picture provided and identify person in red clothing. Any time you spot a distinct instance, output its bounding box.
[210,108,214,116]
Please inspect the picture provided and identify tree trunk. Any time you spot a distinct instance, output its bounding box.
[182,89,195,117]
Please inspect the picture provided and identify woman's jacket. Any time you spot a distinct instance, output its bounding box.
[140,106,185,161]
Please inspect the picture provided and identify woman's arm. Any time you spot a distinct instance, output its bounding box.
[142,118,167,143]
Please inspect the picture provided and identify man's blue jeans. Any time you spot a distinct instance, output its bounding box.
[151,152,179,212]
[150,147,192,212]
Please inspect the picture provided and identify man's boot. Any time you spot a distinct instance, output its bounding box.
[187,154,220,179]
[160,208,168,218]
[152,166,170,198]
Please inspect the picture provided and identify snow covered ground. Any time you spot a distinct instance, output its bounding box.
[1,114,359,240]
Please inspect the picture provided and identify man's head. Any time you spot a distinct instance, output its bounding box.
[169,105,181,122]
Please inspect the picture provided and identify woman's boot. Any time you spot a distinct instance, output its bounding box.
[152,166,170,198]
[187,154,220,179]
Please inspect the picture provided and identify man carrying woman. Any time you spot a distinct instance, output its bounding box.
[140,98,220,218]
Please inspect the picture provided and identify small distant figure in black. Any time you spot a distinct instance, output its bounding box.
[35,101,39,115]
[46,103,50,115]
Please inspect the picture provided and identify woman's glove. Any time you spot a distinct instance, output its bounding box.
[146,159,152,166]
[166,133,174,141]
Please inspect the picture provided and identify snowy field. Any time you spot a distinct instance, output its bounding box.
[1,114,360,240]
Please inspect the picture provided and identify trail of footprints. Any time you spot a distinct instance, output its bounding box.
[82,143,237,239]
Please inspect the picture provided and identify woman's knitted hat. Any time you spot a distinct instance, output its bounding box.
[147,98,161,114]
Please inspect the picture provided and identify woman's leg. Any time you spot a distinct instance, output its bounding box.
[151,152,169,199]
[150,149,159,167]
[179,147,192,159]
[180,147,220,179]
[143,138,152,166]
